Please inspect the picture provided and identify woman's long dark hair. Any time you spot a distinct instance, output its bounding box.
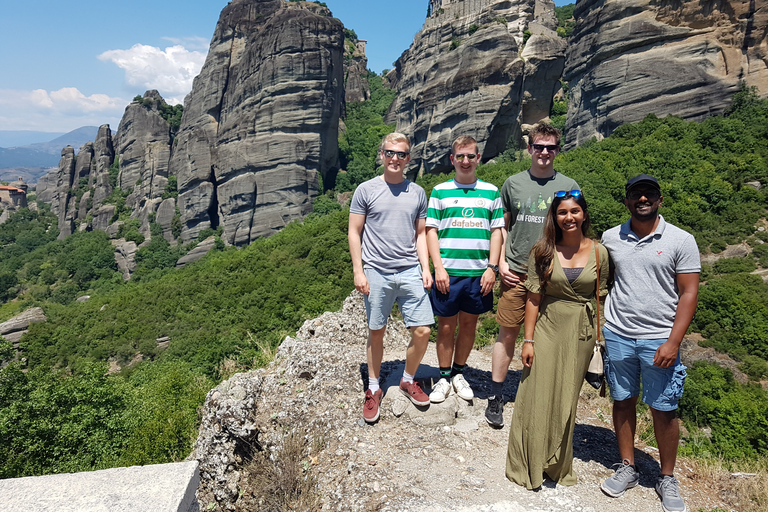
[530,193,591,289]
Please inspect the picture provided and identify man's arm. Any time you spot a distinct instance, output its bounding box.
[348,212,369,295]
[498,212,522,287]
[481,227,503,295]
[654,272,699,368]
[427,226,449,294]
[415,217,433,289]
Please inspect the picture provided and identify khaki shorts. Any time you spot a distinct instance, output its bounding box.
[496,272,528,327]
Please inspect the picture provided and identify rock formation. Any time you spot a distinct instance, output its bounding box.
[35,126,116,239]
[0,307,46,353]
[169,0,345,246]
[563,0,768,149]
[344,37,371,104]
[386,0,566,176]
[114,91,174,238]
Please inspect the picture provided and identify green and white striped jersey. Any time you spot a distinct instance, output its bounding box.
[426,179,505,276]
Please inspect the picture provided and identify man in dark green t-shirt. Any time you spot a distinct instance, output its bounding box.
[484,123,580,428]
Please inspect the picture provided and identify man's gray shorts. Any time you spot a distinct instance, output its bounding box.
[363,265,435,330]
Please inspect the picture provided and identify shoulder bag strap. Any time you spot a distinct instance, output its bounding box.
[594,241,601,343]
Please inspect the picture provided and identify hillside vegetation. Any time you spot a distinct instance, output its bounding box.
[0,79,767,489]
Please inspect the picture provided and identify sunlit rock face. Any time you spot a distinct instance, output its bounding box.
[563,0,768,149]
[386,0,565,176]
[170,0,345,246]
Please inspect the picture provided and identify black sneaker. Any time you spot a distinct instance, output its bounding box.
[485,395,504,428]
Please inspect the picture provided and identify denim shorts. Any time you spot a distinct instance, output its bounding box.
[430,275,493,317]
[603,326,687,411]
[363,265,434,330]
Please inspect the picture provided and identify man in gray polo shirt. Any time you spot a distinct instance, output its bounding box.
[349,132,435,424]
[600,174,700,512]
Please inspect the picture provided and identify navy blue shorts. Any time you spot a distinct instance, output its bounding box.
[430,275,493,317]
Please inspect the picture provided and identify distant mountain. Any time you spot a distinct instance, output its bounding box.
[0,126,100,169]
[0,131,65,148]
[24,126,101,155]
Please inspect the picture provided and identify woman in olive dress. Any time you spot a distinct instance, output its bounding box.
[505,190,609,490]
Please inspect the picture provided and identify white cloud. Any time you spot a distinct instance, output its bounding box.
[0,88,125,132]
[162,36,210,51]
[98,44,207,97]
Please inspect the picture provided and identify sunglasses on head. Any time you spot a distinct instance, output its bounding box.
[454,153,477,161]
[554,190,583,199]
[531,144,560,152]
[382,149,410,159]
[626,188,660,200]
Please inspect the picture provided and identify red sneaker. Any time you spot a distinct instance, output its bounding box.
[363,389,383,423]
[399,378,430,406]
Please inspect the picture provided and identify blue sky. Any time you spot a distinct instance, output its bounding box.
[0,0,570,134]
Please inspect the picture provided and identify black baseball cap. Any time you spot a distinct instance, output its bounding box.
[625,174,660,193]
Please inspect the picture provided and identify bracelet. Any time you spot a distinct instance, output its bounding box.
[523,339,534,344]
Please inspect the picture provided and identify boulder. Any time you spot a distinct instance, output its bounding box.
[0,307,47,337]
[563,0,768,148]
[170,0,344,245]
[112,239,138,281]
[175,236,216,268]
[386,0,564,176]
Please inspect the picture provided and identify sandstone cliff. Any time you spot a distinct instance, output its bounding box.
[35,125,116,239]
[386,0,565,176]
[169,0,345,246]
[114,90,174,238]
[344,37,371,104]
[563,0,768,148]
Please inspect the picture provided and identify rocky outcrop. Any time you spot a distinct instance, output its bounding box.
[170,0,345,246]
[52,147,77,240]
[0,307,46,350]
[191,291,733,512]
[34,125,116,236]
[175,236,216,268]
[563,0,768,149]
[112,239,138,281]
[192,292,412,510]
[386,0,565,176]
[344,38,371,104]
[114,91,173,237]
[90,125,116,206]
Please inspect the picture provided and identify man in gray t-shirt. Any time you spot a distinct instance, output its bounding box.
[348,132,435,424]
[484,123,579,428]
[599,174,699,512]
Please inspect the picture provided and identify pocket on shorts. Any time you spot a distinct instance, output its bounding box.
[662,365,687,401]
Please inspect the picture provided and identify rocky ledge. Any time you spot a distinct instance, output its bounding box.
[191,292,731,512]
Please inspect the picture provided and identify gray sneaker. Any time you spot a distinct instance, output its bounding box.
[601,459,639,497]
[656,475,687,512]
[484,395,504,428]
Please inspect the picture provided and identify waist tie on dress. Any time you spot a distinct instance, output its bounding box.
[543,296,596,342]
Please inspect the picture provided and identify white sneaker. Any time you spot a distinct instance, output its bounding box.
[452,374,474,401]
[429,378,452,403]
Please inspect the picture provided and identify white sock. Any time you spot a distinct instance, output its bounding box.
[402,371,415,384]
[368,377,380,393]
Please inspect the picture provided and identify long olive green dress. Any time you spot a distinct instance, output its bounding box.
[506,242,609,490]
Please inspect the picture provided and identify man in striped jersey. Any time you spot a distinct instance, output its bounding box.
[426,136,505,403]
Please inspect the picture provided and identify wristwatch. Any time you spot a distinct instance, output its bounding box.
[487,264,499,273]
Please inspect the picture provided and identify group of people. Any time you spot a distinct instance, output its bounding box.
[348,123,699,512]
